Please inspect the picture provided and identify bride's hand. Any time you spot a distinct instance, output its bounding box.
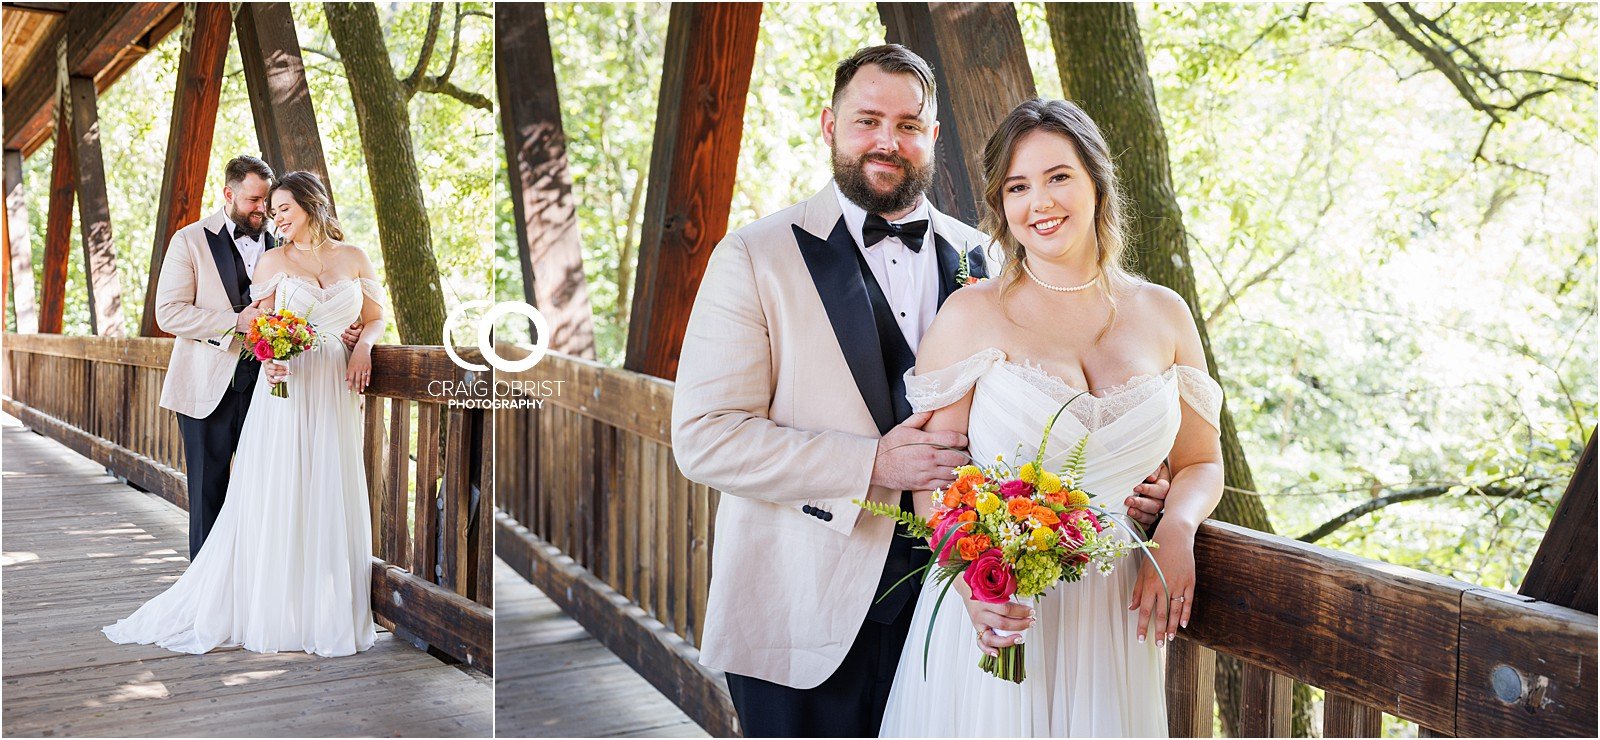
[954,578,1034,656]
[264,359,290,384]
[345,347,373,393]
[1129,524,1195,646]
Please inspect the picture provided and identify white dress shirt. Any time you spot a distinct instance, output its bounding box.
[225,211,266,279]
[833,182,940,352]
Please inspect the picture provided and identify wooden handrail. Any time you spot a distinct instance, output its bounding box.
[496,348,1597,738]
[1,332,494,673]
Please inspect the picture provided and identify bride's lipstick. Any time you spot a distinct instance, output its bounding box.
[1030,216,1065,237]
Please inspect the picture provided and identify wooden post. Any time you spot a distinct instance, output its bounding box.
[497,2,597,359]
[1236,662,1293,737]
[68,75,125,336]
[622,2,762,380]
[234,1,333,200]
[879,2,1036,225]
[142,3,231,338]
[1165,636,1217,737]
[1324,693,1384,737]
[5,150,38,332]
[39,77,75,335]
[1519,429,1597,613]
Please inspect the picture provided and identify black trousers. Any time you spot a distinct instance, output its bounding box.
[725,598,917,738]
[176,360,257,558]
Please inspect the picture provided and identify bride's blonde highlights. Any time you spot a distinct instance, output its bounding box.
[979,99,1138,340]
[271,171,345,248]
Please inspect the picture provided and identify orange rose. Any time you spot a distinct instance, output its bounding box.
[957,509,978,532]
[960,487,977,508]
[1044,490,1068,506]
[1007,497,1034,520]
[956,472,985,490]
[1032,506,1060,527]
[942,488,963,509]
[957,533,993,561]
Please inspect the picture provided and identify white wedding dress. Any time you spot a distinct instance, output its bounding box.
[103,274,382,657]
[879,347,1222,737]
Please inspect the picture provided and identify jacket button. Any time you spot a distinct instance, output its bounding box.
[802,504,814,515]
[821,511,834,522]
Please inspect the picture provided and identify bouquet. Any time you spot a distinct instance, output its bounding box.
[235,309,318,398]
[855,398,1164,683]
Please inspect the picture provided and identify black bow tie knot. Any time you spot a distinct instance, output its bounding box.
[862,214,929,252]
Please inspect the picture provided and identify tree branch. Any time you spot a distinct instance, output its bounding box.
[1297,481,1544,543]
[402,2,444,98]
[413,77,492,110]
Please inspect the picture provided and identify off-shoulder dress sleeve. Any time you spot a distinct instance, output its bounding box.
[903,347,1006,413]
[357,277,389,320]
[249,271,287,303]
[1173,365,1223,430]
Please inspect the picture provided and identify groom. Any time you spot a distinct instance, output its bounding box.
[672,46,1169,737]
[153,155,358,558]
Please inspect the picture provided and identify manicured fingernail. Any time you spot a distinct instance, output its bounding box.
[1138,634,1145,643]
[1168,632,1175,641]
[1156,639,1163,647]
[1181,620,1188,628]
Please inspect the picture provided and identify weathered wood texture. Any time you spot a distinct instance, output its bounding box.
[38,99,73,334]
[2,2,177,155]
[502,350,1599,737]
[622,2,762,381]
[234,1,332,193]
[878,2,1035,225]
[2,335,493,673]
[141,2,230,339]
[5,149,38,332]
[496,1,597,359]
[68,74,125,336]
[0,413,491,737]
[1520,430,1597,613]
[493,557,710,738]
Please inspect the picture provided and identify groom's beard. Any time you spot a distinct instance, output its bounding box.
[832,145,935,217]
[225,204,267,239]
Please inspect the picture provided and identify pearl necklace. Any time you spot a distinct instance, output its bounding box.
[1022,260,1099,293]
[292,238,328,253]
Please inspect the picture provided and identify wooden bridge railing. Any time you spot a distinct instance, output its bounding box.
[496,350,1598,738]
[1,332,493,673]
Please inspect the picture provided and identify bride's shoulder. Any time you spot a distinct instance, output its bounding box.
[1125,280,1195,327]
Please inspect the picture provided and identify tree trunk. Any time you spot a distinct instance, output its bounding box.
[1046,4,1310,735]
[324,2,446,345]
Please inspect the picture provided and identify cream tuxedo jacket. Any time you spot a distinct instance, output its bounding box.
[155,210,266,418]
[672,184,991,689]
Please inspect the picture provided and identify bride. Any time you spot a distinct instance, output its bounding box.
[104,171,385,657]
[878,99,1225,736]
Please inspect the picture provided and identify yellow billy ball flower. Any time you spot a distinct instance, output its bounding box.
[974,490,1001,516]
[1029,526,1056,550]
[1066,489,1090,508]
[1037,471,1063,494]
[954,464,982,478]
[1019,462,1040,484]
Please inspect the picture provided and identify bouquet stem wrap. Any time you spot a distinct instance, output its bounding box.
[980,594,1031,683]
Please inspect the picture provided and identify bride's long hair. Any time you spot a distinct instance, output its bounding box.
[270,171,345,246]
[979,98,1139,340]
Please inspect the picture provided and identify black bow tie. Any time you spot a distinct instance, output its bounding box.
[862,214,929,252]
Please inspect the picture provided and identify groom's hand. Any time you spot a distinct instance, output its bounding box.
[1125,462,1171,527]
[341,321,362,351]
[871,411,969,492]
[235,304,265,333]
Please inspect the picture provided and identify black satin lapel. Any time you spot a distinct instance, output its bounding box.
[206,227,245,309]
[794,219,896,434]
[969,244,991,279]
[935,232,960,308]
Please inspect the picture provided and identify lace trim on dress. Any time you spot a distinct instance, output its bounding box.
[356,277,389,321]
[903,347,1005,412]
[249,271,287,302]
[1172,365,1223,430]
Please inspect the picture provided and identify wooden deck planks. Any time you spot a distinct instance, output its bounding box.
[493,558,708,738]
[1,412,492,737]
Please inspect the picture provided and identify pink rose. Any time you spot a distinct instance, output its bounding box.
[963,549,1016,604]
[1065,508,1102,533]
[1057,520,1085,551]
[930,515,965,565]
[253,339,274,361]
[999,479,1034,499]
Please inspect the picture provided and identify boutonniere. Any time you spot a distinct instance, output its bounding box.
[954,247,986,290]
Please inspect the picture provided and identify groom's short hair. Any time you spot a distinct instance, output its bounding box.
[832,44,937,116]
[224,155,275,187]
